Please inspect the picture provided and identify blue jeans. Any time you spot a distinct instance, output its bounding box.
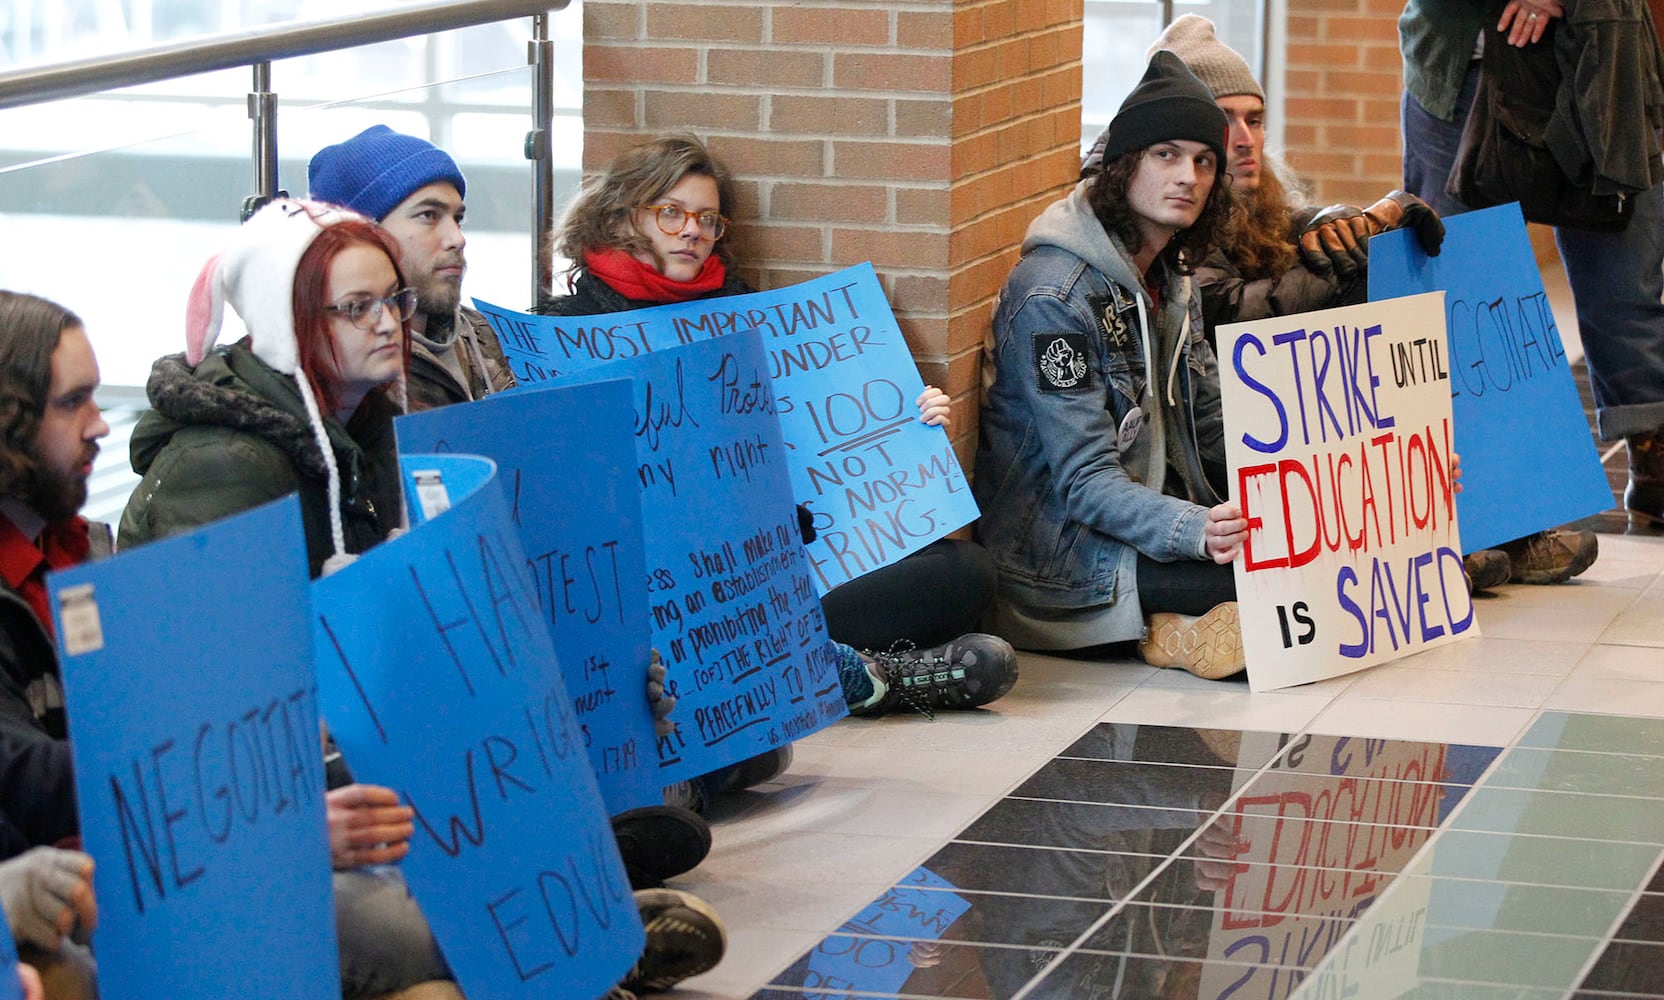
[335,867,453,998]
[1402,63,1664,439]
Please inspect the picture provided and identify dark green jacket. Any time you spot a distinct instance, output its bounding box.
[120,342,403,578]
[1399,0,1486,121]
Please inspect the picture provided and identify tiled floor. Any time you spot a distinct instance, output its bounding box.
[667,291,1664,997]
[669,524,1664,998]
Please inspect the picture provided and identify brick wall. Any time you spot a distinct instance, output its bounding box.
[580,0,1084,470]
[1282,0,1407,208]
[1281,4,1562,261]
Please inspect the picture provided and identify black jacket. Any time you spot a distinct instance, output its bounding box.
[0,582,78,857]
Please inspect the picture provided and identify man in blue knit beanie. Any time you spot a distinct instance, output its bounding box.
[308,125,516,411]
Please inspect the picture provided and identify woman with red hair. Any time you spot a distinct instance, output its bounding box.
[120,200,410,576]
[116,200,455,1000]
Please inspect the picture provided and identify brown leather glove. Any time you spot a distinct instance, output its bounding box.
[1298,204,1371,279]
[1363,189,1445,258]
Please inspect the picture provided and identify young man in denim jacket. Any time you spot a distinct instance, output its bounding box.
[975,51,1251,680]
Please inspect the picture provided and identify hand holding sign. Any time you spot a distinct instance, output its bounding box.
[326,785,415,869]
[1204,503,1248,564]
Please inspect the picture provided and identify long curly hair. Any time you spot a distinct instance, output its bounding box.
[1087,145,1234,275]
[1223,163,1299,280]
[552,133,739,289]
[0,292,81,503]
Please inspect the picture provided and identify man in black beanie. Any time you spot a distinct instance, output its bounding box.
[976,50,1255,680]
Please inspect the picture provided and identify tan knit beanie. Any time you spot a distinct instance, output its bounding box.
[1149,14,1264,101]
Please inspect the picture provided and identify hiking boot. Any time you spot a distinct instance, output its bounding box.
[1138,603,1246,680]
[610,806,711,889]
[1626,428,1664,526]
[1498,529,1598,585]
[1463,549,1512,592]
[619,888,726,994]
[856,633,1019,719]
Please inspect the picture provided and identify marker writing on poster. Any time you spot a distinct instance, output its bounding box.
[1232,322,1474,661]
[109,687,323,914]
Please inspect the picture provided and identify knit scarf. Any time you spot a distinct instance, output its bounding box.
[583,247,726,304]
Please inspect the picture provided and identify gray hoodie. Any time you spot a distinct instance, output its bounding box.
[974,180,1227,647]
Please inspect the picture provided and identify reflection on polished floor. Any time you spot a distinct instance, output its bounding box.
[672,507,1664,996]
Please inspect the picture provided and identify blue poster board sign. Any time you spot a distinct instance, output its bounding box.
[1368,204,1610,551]
[557,332,849,780]
[49,497,339,998]
[396,380,660,815]
[312,455,642,998]
[476,262,980,593]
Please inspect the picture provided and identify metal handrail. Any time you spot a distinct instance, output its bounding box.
[0,0,568,302]
[0,0,564,110]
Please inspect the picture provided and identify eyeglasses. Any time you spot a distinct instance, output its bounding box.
[639,204,728,241]
[327,288,417,330]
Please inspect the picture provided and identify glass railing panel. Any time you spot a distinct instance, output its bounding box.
[0,12,585,524]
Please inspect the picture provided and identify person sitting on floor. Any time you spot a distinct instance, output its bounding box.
[538,133,1019,809]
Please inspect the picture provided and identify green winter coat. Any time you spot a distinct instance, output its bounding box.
[119,342,403,578]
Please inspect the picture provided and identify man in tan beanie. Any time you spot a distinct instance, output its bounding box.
[1084,15,1444,323]
[1087,15,1592,593]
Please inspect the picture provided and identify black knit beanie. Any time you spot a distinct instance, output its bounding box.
[1097,49,1228,165]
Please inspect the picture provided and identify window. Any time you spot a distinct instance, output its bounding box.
[1081,1,1272,155]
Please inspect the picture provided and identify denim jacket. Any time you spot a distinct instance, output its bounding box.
[974,180,1226,644]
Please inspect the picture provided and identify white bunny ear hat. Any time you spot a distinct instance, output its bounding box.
[185,198,366,370]
[184,197,374,576]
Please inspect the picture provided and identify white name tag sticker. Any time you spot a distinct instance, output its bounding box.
[57,582,104,656]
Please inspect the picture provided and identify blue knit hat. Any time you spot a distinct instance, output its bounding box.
[307,125,466,222]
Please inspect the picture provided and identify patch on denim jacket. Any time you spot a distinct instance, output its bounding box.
[1033,333,1092,392]
[1089,286,1137,352]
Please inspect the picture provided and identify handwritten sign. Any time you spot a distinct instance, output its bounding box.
[556,331,848,780]
[311,455,642,999]
[396,381,661,815]
[476,262,980,593]
[1219,292,1477,691]
[50,497,340,998]
[802,865,972,995]
[1369,205,1611,551]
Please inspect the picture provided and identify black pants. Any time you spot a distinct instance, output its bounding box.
[820,537,997,650]
[1134,554,1236,617]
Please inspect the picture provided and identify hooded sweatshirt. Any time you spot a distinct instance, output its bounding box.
[973,179,1227,648]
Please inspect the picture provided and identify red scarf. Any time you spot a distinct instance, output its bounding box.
[584,248,726,304]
